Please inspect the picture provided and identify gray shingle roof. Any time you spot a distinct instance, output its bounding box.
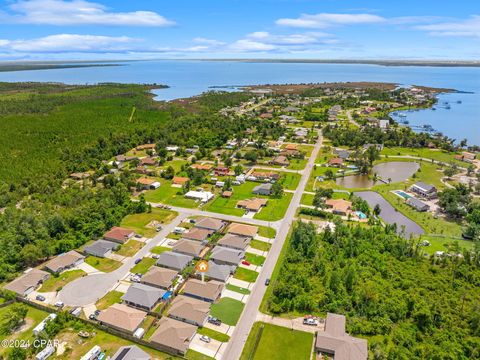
[196,261,233,282]
[210,246,245,265]
[84,240,119,257]
[111,345,151,360]
[121,283,165,309]
[156,251,193,271]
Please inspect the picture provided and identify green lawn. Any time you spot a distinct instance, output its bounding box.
[38,269,85,292]
[258,226,276,238]
[120,208,178,237]
[197,327,230,342]
[381,147,464,167]
[115,239,144,257]
[234,267,259,283]
[130,257,156,274]
[301,191,350,206]
[306,166,341,192]
[250,239,271,252]
[226,283,251,295]
[245,253,266,266]
[96,290,123,310]
[210,297,245,326]
[205,181,292,221]
[419,235,475,255]
[85,256,122,272]
[287,158,308,170]
[150,246,171,255]
[143,181,198,208]
[186,350,215,360]
[279,173,301,190]
[241,322,314,360]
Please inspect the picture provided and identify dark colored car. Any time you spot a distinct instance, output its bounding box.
[134,258,142,264]
[265,278,270,285]
[208,316,222,326]
[36,295,46,301]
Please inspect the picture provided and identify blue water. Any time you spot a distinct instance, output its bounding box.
[0,60,478,144]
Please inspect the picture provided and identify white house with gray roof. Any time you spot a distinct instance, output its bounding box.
[196,261,233,282]
[210,246,245,266]
[84,240,119,258]
[111,345,151,360]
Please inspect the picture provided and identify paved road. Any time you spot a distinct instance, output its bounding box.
[59,213,188,306]
[223,131,323,360]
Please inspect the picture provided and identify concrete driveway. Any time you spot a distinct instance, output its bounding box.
[189,334,223,358]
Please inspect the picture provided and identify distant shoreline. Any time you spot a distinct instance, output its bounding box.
[0,63,123,73]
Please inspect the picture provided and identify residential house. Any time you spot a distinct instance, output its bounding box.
[214,167,229,176]
[196,261,233,282]
[136,144,156,151]
[406,197,430,212]
[141,267,178,290]
[252,183,273,196]
[222,190,233,198]
[284,144,298,151]
[325,199,352,216]
[172,177,190,187]
[183,279,224,303]
[379,119,389,130]
[328,158,344,167]
[217,233,250,251]
[140,157,157,166]
[182,227,214,242]
[410,182,438,198]
[97,304,147,334]
[190,164,213,171]
[156,251,193,272]
[334,149,351,160]
[249,171,280,182]
[173,239,206,258]
[104,227,135,244]
[168,295,210,326]
[84,240,119,258]
[271,155,290,166]
[111,346,151,360]
[184,190,214,203]
[194,217,227,232]
[4,269,50,297]
[44,250,85,274]
[121,283,165,311]
[227,223,258,238]
[150,317,197,356]
[136,177,160,190]
[210,246,245,266]
[237,198,268,212]
[315,313,368,360]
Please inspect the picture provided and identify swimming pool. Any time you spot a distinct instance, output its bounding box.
[355,211,367,219]
[393,190,412,200]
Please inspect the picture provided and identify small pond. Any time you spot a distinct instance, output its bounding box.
[336,161,420,189]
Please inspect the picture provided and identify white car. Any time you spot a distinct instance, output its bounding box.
[200,335,211,343]
[54,301,64,308]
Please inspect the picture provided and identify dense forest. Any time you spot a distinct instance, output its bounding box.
[267,221,480,359]
[0,83,260,280]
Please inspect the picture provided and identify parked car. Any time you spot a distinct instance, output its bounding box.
[241,260,251,266]
[168,241,176,246]
[156,226,163,232]
[303,318,318,326]
[189,219,196,224]
[265,278,270,286]
[208,316,222,326]
[134,258,142,264]
[151,254,160,259]
[94,310,101,316]
[36,295,46,301]
[70,307,82,317]
[54,301,64,308]
[200,335,211,343]
[89,314,97,320]
[134,234,142,239]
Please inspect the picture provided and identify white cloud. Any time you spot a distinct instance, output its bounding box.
[192,38,226,46]
[2,0,175,26]
[415,15,480,38]
[229,39,277,52]
[276,13,385,28]
[0,34,137,53]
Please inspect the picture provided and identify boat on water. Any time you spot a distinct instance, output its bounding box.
[457,100,462,104]
[432,107,436,110]
[445,105,451,109]
[398,112,407,117]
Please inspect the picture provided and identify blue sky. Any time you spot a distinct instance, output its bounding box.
[0,0,478,60]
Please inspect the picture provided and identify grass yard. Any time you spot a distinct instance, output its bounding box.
[150,246,171,255]
[279,172,301,190]
[85,256,122,272]
[234,267,259,283]
[115,240,144,257]
[226,283,251,295]
[240,322,314,360]
[130,257,156,274]
[250,239,271,252]
[210,297,245,326]
[143,181,198,208]
[95,290,123,310]
[197,327,230,342]
[419,235,475,255]
[38,269,85,292]
[120,208,178,237]
[245,253,266,266]
[306,166,341,192]
[258,226,276,238]
[301,191,350,206]
[206,181,292,221]
[287,158,308,170]
[381,147,464,166]
[186,350,215,360]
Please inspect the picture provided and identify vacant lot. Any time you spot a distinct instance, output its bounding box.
[241,322,313,360]
[245,253,266,266]
[143,181,198,208]
[210,297,245,326]
[96,290,123,310]
[38,269,85,292]
[115,240,144,257]
[120,208,178,237]
[234,267,259,283]
[85,256,122,272]
[250,239,271,252]
[130,257,156,274]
